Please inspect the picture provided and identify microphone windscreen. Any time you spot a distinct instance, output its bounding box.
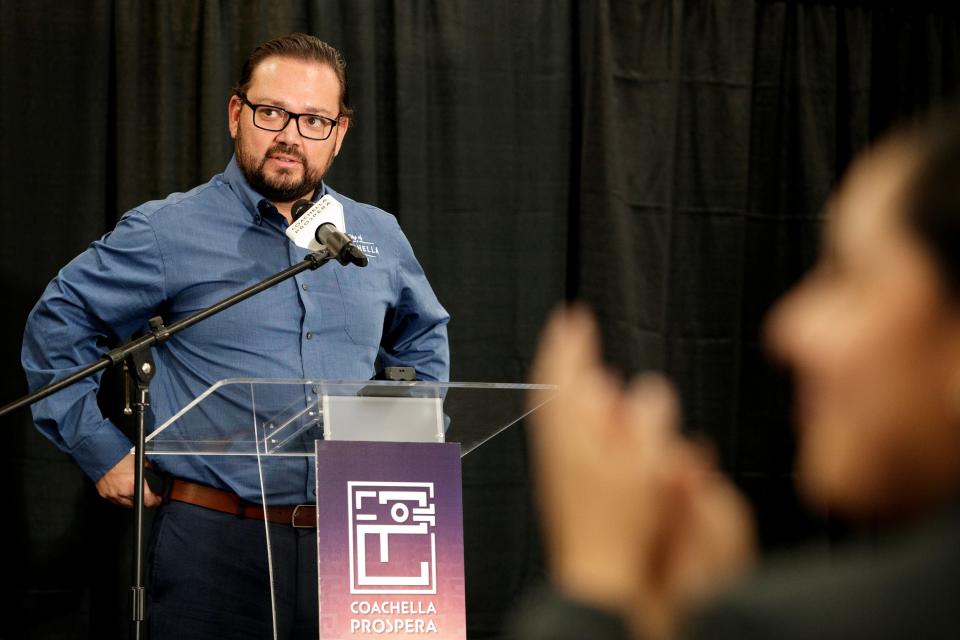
[285,195,347,252]
[291,199,313,221]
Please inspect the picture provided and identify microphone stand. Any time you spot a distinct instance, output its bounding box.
[0,247,339,639]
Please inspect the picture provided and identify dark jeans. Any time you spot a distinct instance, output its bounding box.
[146,501,318,639]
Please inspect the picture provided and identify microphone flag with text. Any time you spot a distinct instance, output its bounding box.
[286,195,369,267]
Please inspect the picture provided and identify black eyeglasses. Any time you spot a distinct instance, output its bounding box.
[238,94,341,141]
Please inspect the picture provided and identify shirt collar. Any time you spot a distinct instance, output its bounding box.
[223,154,329,226]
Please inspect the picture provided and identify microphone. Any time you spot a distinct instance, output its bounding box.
[287,196,368,267]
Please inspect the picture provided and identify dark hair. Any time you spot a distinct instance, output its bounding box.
[899,107,960,297]
[232,33,353,118]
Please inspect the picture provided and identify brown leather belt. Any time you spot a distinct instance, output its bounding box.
[167,478,316,528]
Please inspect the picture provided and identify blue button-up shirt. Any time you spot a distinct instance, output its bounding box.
[21,156,450,503]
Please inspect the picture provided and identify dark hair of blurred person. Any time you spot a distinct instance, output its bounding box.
[510,107,960,640]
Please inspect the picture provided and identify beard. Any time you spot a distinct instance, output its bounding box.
[235,128,332,203]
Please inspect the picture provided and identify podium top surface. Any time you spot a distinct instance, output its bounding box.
[145,378,555,458]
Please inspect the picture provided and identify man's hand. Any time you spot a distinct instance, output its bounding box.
[94,454,162,508]
[527,306,754,639]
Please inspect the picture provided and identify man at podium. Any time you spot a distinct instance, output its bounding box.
[21,33,449,639]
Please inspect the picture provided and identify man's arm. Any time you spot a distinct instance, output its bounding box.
[21,210,167,505]
[379,222,450,382]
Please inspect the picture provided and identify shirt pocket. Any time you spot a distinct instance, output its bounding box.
[335,265,392,347]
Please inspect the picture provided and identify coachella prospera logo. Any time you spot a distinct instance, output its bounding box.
[348,481,437,595]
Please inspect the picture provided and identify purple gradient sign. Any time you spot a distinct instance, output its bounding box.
[315,441,466,639]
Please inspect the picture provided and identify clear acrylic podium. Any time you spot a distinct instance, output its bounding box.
[143,378,555,638]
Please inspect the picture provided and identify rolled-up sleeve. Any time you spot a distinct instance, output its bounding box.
[21,210,166,481]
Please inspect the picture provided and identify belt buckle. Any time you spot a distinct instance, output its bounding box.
[291,504,314,528]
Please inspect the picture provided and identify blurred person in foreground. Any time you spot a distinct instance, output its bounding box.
[512,110,960,639]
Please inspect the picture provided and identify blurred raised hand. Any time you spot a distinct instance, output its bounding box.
[527,306,754,639]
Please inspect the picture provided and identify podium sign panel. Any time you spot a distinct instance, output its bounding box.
[315,441,465,639]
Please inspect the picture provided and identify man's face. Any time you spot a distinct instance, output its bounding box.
[228,55,349,206]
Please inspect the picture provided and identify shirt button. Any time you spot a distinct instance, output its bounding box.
[301,283,309,291]
[306,332,314,340]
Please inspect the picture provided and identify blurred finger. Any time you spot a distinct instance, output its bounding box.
[530,304,602,392]
[624,372,681,450]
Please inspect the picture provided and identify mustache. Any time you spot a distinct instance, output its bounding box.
[265,143,306,163]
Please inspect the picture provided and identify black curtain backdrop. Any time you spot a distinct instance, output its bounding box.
[1,1,958,638]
